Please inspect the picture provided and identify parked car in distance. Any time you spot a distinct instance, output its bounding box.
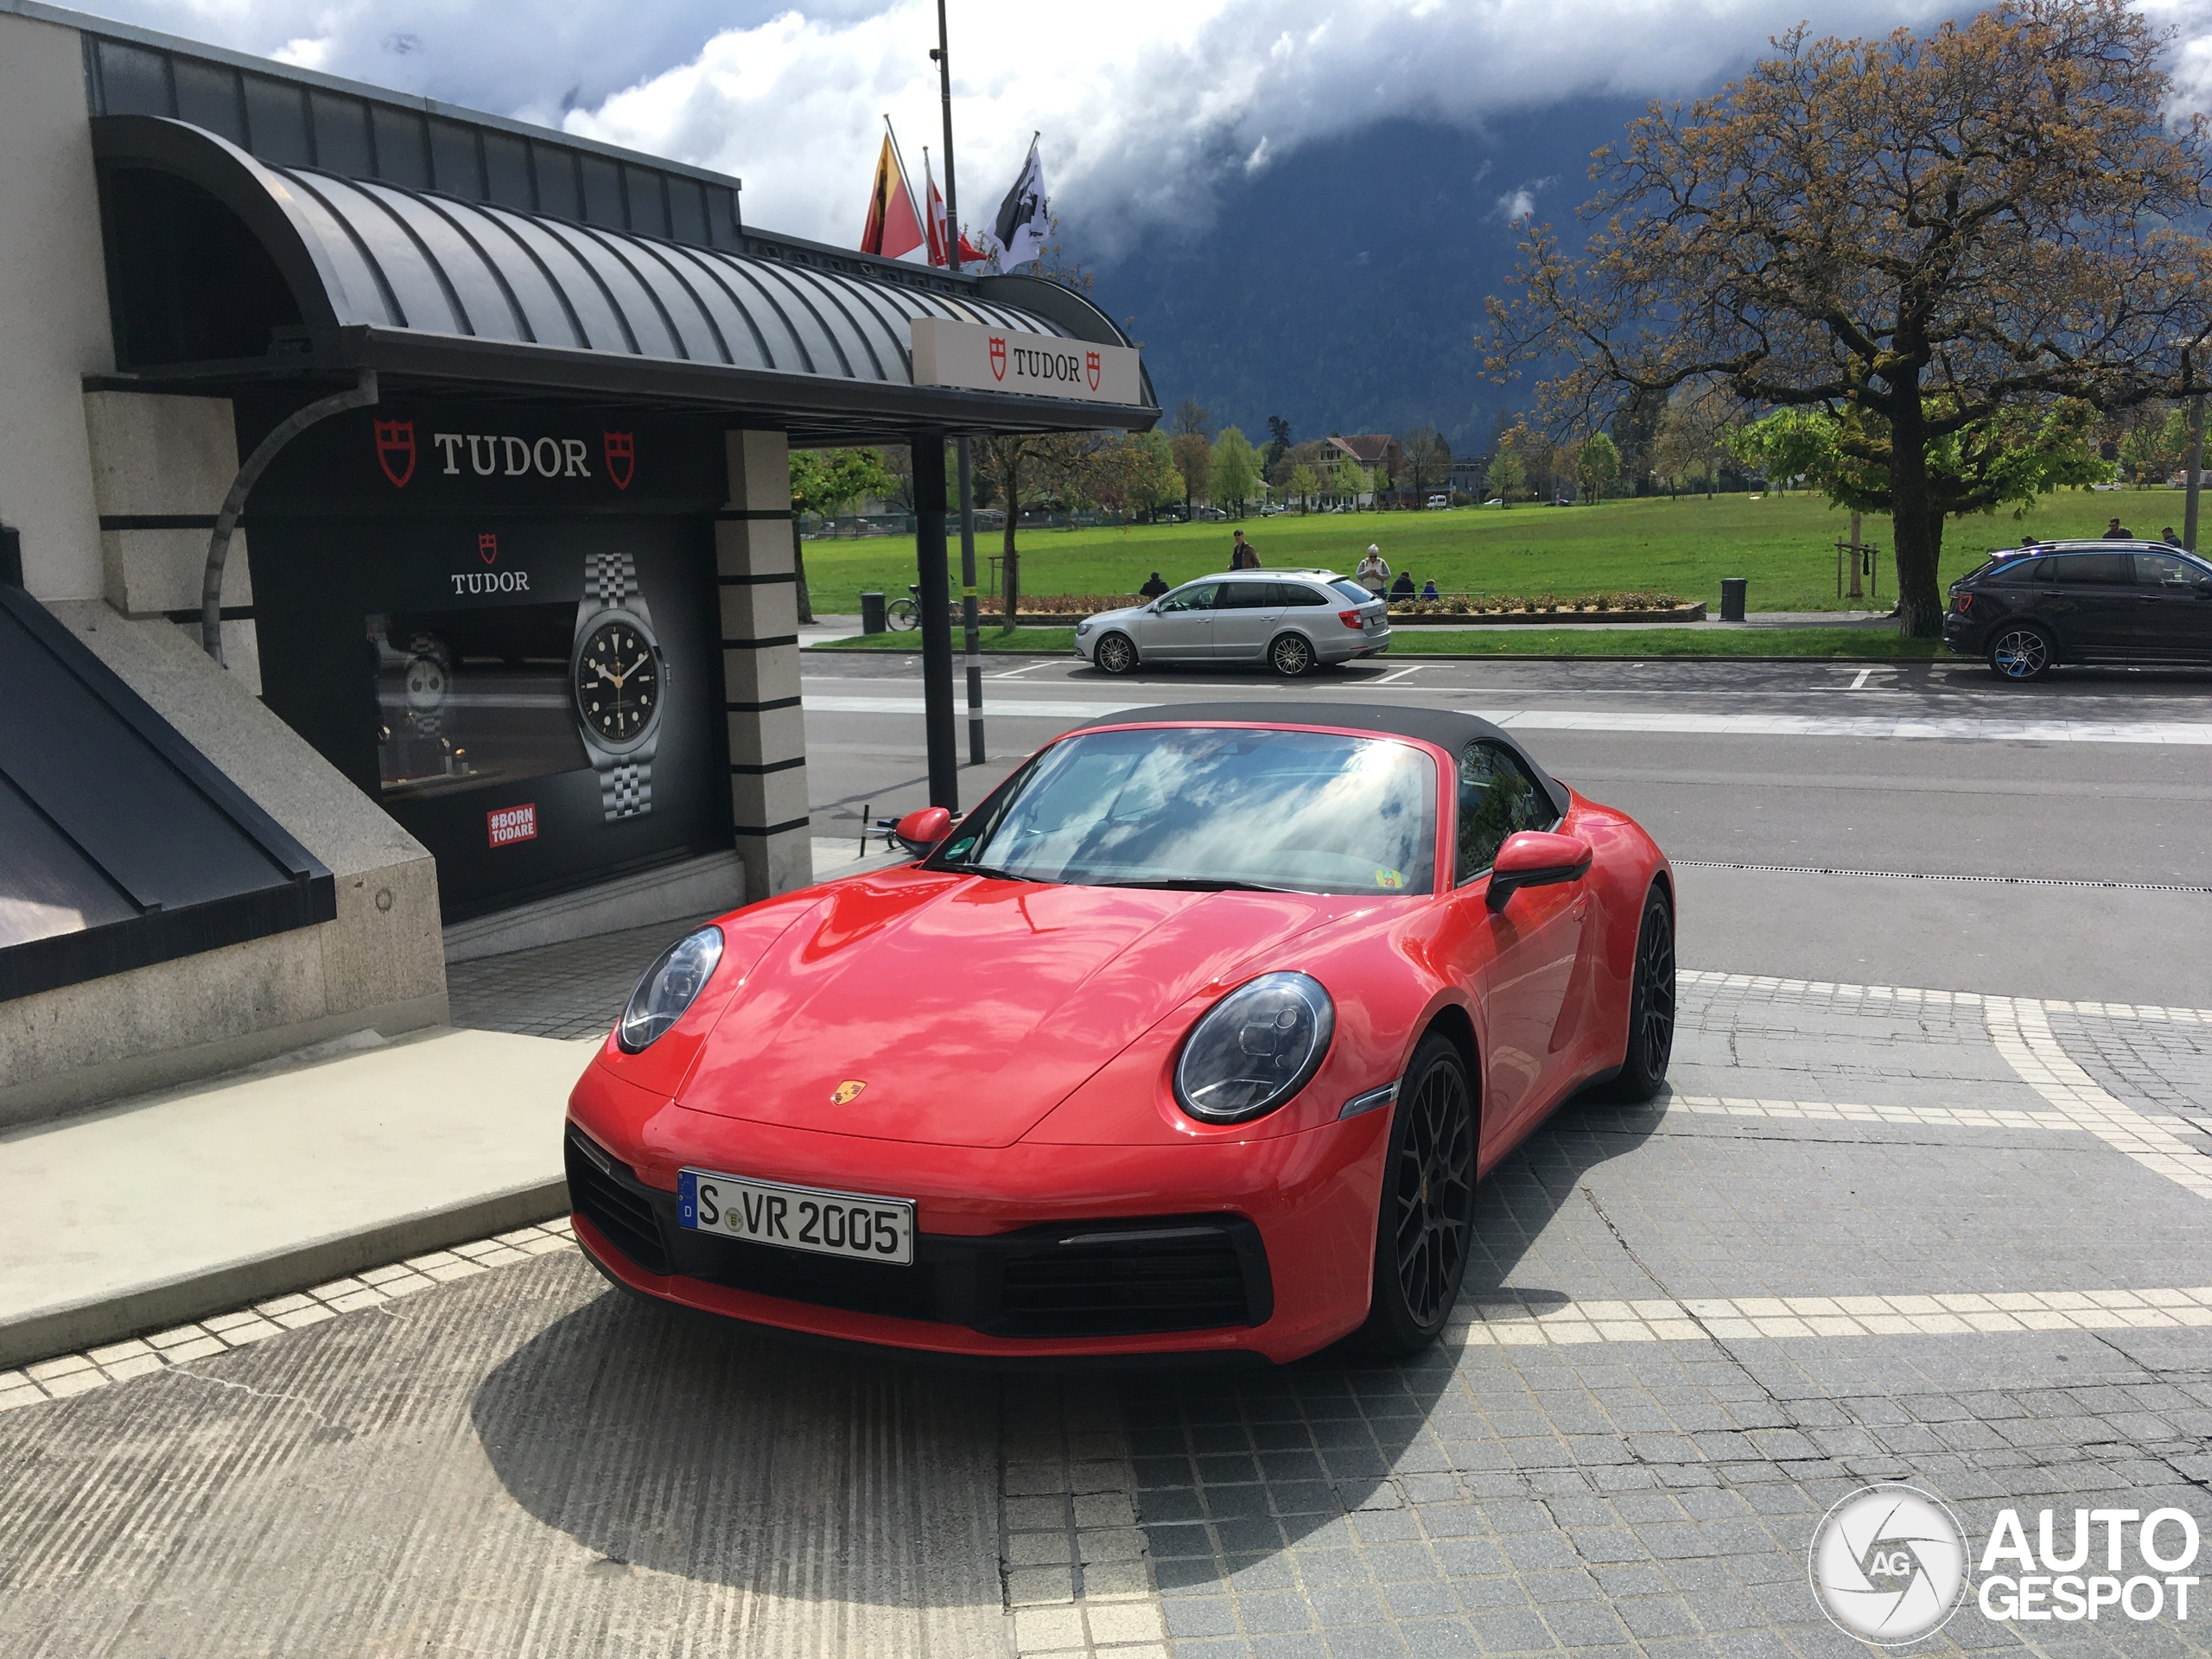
[1075,569,1393,677]
[1426,494,1450,510]
[1944,540,2212,679]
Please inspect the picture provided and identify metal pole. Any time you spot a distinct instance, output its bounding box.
[2187,394,2205,554]
[934,3,982,762]
[957,438,985,761]
[933,0,960,274]
[912,434,959,810]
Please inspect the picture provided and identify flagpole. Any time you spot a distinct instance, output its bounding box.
[933,0,985,763]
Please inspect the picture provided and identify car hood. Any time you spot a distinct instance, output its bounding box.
[678,871,1363,1147]
[1083,602,1151,627]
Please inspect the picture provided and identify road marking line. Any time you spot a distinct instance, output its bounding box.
[1848,668,1873,690]
[1451,1283,2212,1348]
[1984,996,2212,1203]
[805,694,2212,747]
[992,661,1054,679]
[1675,861,2212,896]
[1662,1095,2080,1132]
[1677,968,2212,1024]
[1465,706,2212,745]
[1371,664,1427,684]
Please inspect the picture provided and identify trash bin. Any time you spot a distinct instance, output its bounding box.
[1719,577,1747,623]
[861,590,887,633]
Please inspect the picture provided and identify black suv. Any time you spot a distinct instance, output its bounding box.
[1943,540,2212,679]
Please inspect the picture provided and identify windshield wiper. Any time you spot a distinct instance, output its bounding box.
[1089,877,1305,894]
[950,861,1050,883]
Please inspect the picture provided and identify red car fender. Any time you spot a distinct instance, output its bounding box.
[586,892,829,1097]
[1555,791,1673,1077]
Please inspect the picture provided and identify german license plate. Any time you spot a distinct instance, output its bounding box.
[677,1169,914,1266]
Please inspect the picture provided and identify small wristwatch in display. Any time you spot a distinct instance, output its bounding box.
[570,551,666,819]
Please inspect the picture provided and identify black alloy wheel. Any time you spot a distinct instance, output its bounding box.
[1270,632,1315,677]
[1094,631,1137,675]
[1361,1033,1477,1356]
[1988,623,2053,681]
[1598,886,1675,1103]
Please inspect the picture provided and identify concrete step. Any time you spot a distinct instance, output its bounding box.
[0,1027,591,1367]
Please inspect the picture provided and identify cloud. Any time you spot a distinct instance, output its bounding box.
[83,0,2212,257]
[1493,178,1554,224]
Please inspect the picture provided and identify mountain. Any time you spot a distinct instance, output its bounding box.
[1079,99,1650,455]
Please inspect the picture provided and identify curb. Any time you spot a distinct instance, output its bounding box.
[801,645,1943,666]
[0,1177,569,1369]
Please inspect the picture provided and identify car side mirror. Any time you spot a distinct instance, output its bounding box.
[1486,830,1593,913]
[893,806,953,855]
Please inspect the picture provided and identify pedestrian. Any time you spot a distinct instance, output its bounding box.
[1390,570,1415,599]
[1228,529,1261,570]
[2162,526,2182,547]
[1421,578,1440,600]
[1356,544,1390,595]
[2103,516,2133,539]
[1139,570,1169,598]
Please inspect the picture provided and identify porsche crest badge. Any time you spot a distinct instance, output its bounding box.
[830,1079,868,1106]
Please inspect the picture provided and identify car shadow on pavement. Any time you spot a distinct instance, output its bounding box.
[1114,1085,1669,1582]
[467,1280,1006,1624]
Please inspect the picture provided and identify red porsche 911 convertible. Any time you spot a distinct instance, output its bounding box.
[564,704,1675,1365]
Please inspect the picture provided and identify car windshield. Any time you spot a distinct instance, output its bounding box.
[931,728,1439,895]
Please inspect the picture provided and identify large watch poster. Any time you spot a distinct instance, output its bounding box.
[243,400,731,923]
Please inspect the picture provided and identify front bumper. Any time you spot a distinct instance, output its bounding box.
[564,1062,1391,1363]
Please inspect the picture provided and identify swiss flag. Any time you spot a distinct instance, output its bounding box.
[923,151,991,269]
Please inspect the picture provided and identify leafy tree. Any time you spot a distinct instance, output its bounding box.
[974,431,1095,624]
[1210,427,1264,517]
[1484,446,1526,504]
[1286,461,1321,512]
[1264,415,1294,468]
[1730,398,2111,517]
[1575,431,1622,503]
[1084,430,1184,520]
[788,447,893,623]
[1329,454,1370,506]
[2116,407,2190,485]
[1650,387,1733,498]
[1169,431,1215,517]
[1488,0,2212,635]
[1401,425,1452,499]
[1173,397,1214,438]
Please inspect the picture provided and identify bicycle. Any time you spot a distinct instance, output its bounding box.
[884,582,921,631]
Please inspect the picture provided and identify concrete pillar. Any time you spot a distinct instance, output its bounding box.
[81,391,262,691]
[0,10,116,603]
[718,429,812,903]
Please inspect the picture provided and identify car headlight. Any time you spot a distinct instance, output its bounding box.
[1076,619,1094,634]
[617,926,724,1052]
[1173,971,1335,1123]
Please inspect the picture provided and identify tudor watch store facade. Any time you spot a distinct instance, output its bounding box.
[0,0,1155,1118]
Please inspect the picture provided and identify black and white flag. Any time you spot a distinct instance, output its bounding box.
[986,138,1049,270]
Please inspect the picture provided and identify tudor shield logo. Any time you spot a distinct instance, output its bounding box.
[375,419,416,488]
[603,430,636,491]
[988,335,1007,382]
[1086,350,1102,391]
[479,532,499,565]
[830,1080,868,1106]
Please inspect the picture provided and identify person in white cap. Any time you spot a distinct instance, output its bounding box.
[1356,544,1390,596]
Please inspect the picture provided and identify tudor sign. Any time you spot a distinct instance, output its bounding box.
[909,317,1141,405]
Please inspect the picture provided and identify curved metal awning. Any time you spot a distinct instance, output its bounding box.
[91,115,1156,443]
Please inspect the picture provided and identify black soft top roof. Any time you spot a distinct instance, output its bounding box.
[1063,701,1573,818]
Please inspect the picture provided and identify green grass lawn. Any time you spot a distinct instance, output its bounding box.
[802,487,2173,617]
[817,624,1939,659]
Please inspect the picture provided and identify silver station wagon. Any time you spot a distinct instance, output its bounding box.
[1074,569,1394,677]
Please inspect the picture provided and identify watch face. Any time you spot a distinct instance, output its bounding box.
[403,655,448,713]
[574,620,660,745]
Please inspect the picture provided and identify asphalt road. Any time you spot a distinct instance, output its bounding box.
[803,648,2212,1006]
